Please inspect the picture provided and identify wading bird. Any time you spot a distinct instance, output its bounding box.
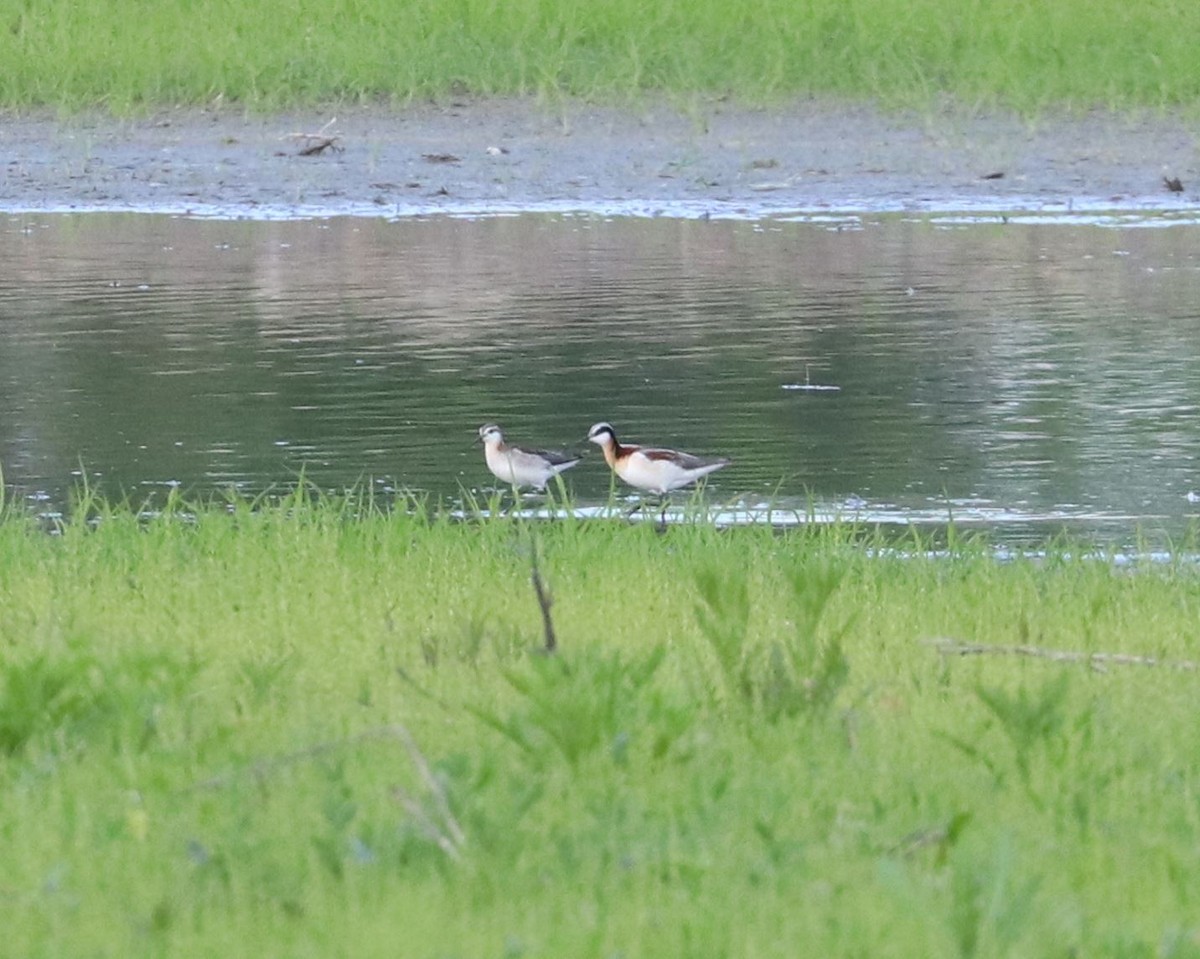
[477,423,581,491]
[585,422,730,495]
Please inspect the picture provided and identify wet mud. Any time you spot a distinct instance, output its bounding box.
[2,98,1198,218]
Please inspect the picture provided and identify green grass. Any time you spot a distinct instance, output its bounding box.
[4,0,1200,112]
[3,489,1200,956]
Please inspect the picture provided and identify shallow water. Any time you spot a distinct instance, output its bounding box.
[2,210,1199,545]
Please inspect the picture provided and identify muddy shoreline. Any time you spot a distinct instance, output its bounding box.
[2,98,1199,219]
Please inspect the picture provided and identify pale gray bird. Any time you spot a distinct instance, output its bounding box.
[477,423,581,490]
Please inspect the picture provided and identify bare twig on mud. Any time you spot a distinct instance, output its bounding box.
[926,638,1200,672]
[288,117,342,156]
[530,537,557,653]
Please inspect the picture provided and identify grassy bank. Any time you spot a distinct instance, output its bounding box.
[2,491,1200,955]
[4,0,1200,112]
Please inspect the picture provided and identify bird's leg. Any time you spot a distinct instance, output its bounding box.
[501,484,521,517]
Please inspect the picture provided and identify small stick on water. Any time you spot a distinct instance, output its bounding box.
[530,537,557,653]
[289,117,342,156]
[926,638,1200,672]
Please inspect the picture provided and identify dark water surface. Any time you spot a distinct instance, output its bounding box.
[2,211,1199,544]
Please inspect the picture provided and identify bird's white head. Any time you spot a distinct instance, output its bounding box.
[586,422,616,447]
[477,423,504,447]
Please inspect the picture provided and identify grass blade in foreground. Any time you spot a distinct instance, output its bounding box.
[1,496,1198,955]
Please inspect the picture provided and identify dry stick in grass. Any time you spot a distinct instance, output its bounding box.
[391,724,467,861]
[184,723,467,859]
[186,724,407,791]
[530,536,557,653]
[927,638,1200,672]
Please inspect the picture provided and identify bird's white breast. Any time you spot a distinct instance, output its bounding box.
[616,450,707,494]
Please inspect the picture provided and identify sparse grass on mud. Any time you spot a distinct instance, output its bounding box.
[3,489,1200,956]
[4,0,1200,112]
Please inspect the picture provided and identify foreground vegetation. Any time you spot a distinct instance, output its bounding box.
[2,490,1199,956]
[4,0,1200,112]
